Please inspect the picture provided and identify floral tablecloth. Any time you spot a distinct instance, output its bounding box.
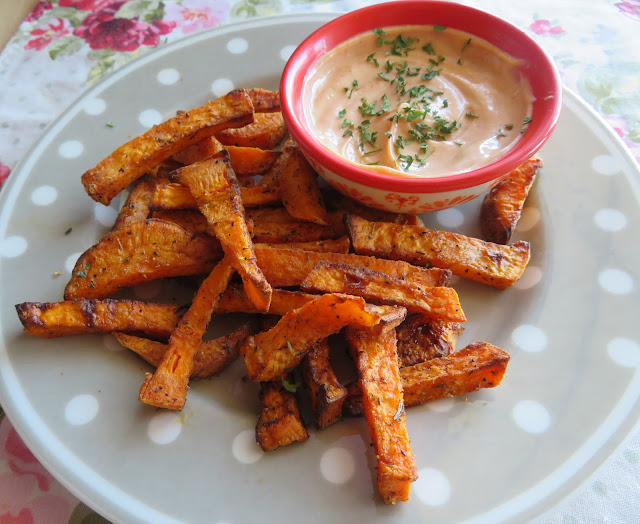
[0,1,639,522]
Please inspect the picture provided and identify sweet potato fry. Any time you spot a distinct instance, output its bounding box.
[396,316,463,367]
[216,111,287,149]
[150,209,210,235]
[171,136,224,165]
[301,262,466,322]
[279,147,328,225]
[480,157,542,244]
[138,256,235,410]
[343,341,510,415]
[64,219,221,300]
[226,146,281,177]
[172,150,272,312]
[256,379,309,451]
[247,207,338,243]
[15,299,179,339]
[82,89,254,205]
[239,293,406,381]
[401,341,510,406]
[345,312,417,504]
[112,175,155,231]
[246,88,280,113]
[268,236,350,254]
[346,214,530,289]
[113,323,252,379]
[214,285,315,316]
[301,338,348,430]
[152,183,281,210]
[254,244,451,288]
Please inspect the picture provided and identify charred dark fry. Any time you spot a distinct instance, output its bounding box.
[15,299,179,339]
[480,157,542,244]
[396,315,463,367]
[256,378,309,451]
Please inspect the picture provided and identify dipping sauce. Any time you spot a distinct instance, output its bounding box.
[303,25,534,177]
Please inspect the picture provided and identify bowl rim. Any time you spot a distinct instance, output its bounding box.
[280,0,562,193]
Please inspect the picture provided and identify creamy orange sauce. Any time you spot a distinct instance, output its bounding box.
[303,25,534,177]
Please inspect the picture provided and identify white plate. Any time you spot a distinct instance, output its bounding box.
[1,14,640,524]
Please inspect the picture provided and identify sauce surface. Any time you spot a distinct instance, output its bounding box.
[303,25,534,177]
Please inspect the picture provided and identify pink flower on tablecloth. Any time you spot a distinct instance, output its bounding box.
[164,0,229,34]
[0,163,10,189]
[0,420,73,523]
[529,19,566,35]
[73,1,175,52]
[58,0,112,9]
[24,17,70,51]
[603,113,629,140]
[25,1,53,22]
[616,1,640,21]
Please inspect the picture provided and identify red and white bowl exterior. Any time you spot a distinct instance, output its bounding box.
[280,1,562,213]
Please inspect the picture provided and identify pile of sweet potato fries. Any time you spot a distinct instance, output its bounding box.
[15,88,542,504]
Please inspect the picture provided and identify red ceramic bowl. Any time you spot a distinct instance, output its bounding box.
[280,1,562,213]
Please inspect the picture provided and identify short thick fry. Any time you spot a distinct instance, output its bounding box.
[216,112,287,149]
[256,379,309,451]
[214,285,315,316]
[254,244,451,288]
[401,341,510,406]
[346,214,530,289]
[112,175,155,231]
[345,313,417,505]
[301,262,466,322]
[226,146,281,177]
[246,88,280,112]
[172,150,272,312]
[15,299,179,339]
[171,135,224,165]
[396,316,463,367]
[82,90,254,205]
[343,341,510,415]
[480,157,542,244]
[113,323,252,379]
[279,147,328,225]
[64,219,221,299]
[247,207,338,243]
[302,338,348,430]
[239,293,405,382]
[138,257,235,410]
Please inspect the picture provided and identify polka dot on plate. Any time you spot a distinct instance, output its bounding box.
[94,203,118,227]
[320,447,355,484]
[414,468,451,506]
[598,268,634,295]
[511,324,548,352]
[138,109,163,128]
[594,208,627,232]
[31,185,58,206]
[280,44,297,61]
[517,207,541,232]
[232,429,263,464]
[65,394,99,426]
[148,411,183,445]
[427,397,456,413]
[608,337,640,368]
[65,252,82,273]
[227,37,248,54]
[436,207,464,229]
[211,78,234,97]
[592,154,622,176]
[103,334,124,352]
[83,97,106,115]
[0,236,27,258]
[58,140,84,159]
[513,265,543,290]
[134,280,164,300]
[512,400,551,434]
[157,68,180,85]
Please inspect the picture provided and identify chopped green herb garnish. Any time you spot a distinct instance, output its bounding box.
[337,109,346,118]
[282,379,298,393]
[106,122,115,128]
[433,25,447,32]
[344,79,359,98]
[76,270,86,278]
[366,53,379,67]
[465,112,479,118]
[421,42,436,55]
[462,38,472,52]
